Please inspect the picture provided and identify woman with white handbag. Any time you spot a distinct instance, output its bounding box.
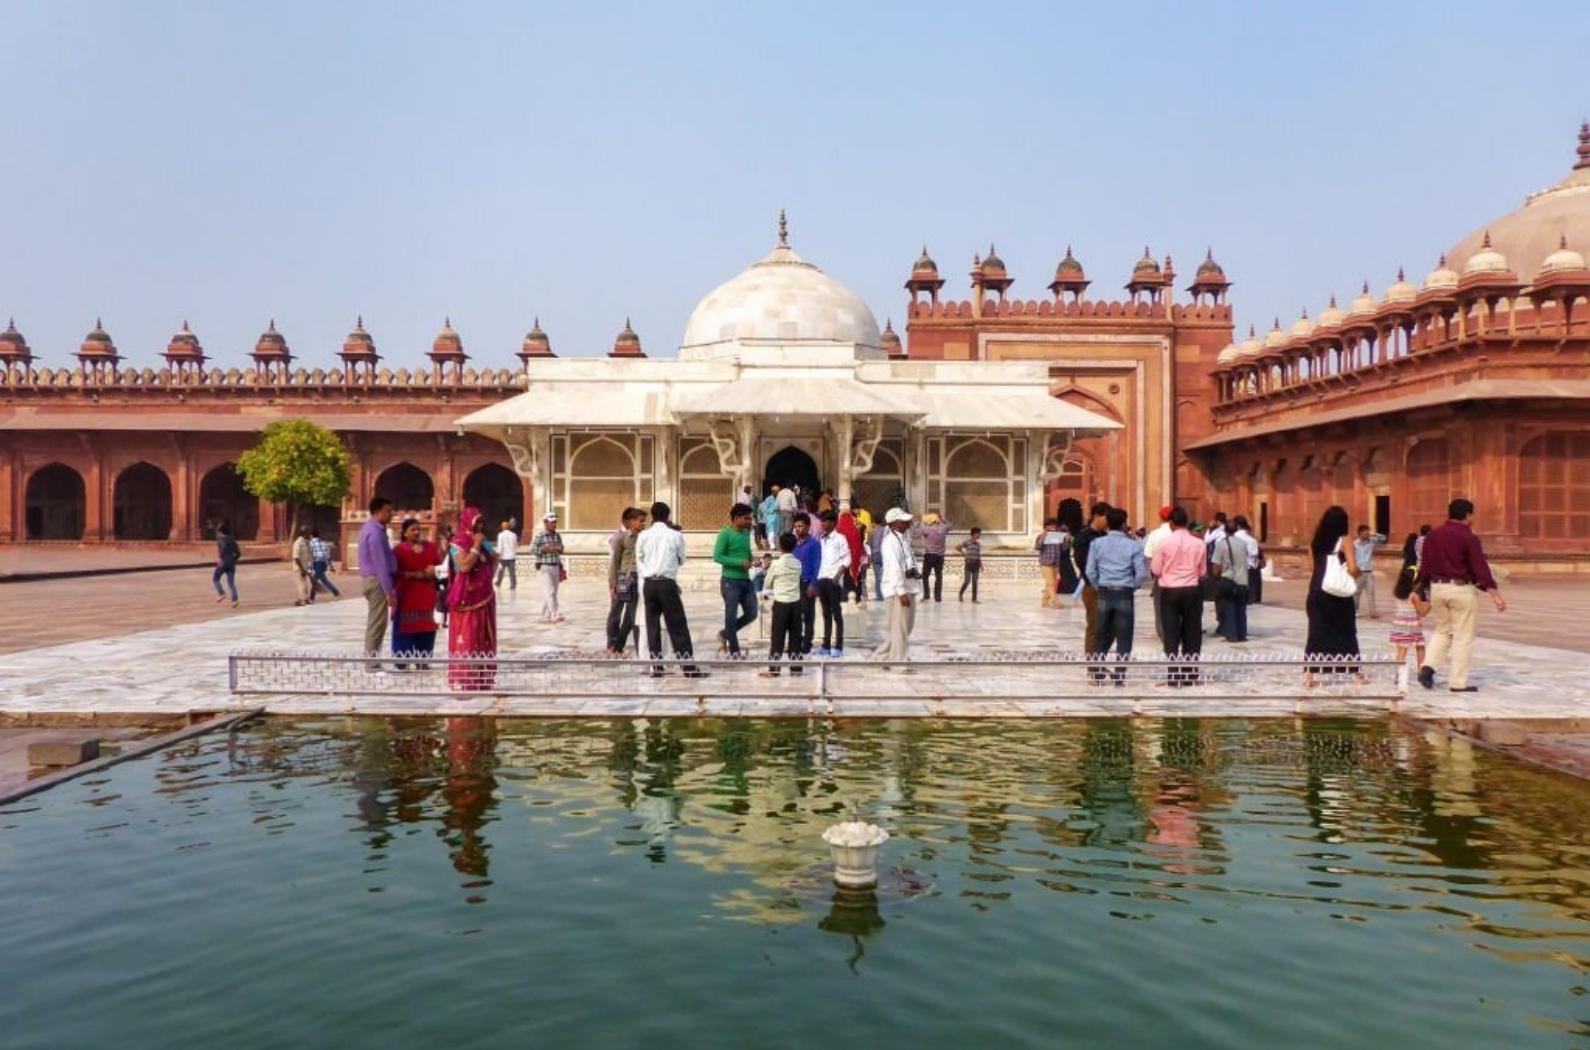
[1304,505,1363,683]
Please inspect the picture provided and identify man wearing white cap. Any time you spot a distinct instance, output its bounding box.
[530,511,566,622]
[875,507,922,666]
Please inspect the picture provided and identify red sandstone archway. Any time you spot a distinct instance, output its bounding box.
[199,462,259,541]
[373,462,435,515]
[25,463,86,540]
[114,462,173,540]
[461,463,524,528]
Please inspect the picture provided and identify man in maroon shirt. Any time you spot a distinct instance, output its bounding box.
[1418,498,1506,692]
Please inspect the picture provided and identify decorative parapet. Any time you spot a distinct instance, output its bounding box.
[907,298,1231,322]
[0,364,527,391]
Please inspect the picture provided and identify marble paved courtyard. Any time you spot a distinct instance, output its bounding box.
[3,573,1588,721]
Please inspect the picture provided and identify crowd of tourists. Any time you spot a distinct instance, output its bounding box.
[211,480,1507,694]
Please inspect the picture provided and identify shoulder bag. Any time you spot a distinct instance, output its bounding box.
[1321,538,1358,598]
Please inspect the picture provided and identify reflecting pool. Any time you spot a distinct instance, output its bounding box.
[3,718,1589,1049]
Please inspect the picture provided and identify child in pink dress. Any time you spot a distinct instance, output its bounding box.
[1389,566,1430,670]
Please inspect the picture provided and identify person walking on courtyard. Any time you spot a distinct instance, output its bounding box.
[760,532,805,677]
[213,521,240,607]
[359,497,398,657]
[1142,505,1174,646]
[815,508,852,656]
[957,526,983,602]
[291,526,316,606]
[792,512,822,660]
[917,512,951,602]
[1353,525,1385,619]
[495,518,519,591]
[1389,565,1430,674]
[760,485,785,549]
[1204,512,1229,637]
[1075,502,1111,653]
[713,502,758,658]
[606,506,645,655]
[1151,507,1206,685]
[1034,517,1067,609]
[875,508,921,667]
[308,527,340,599]
[392,517,443,665]
[1418,498,1506,693]
[446,508,498,691]
[1304,505,1362,681]
[1210,520,1251,643]
[868,515,886,602]
[1084,507,1148,684]
[529,512,565,622]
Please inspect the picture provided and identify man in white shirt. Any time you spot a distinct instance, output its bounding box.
[1142,505,1174,647]
[815,508,852,657]
[494,518,519,590]
[874,507,922,666]
[1233,514,1264,604]
[635,500,702,677]
[1204,512,1229,635]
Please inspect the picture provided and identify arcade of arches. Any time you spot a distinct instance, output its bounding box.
[4,434,524,549]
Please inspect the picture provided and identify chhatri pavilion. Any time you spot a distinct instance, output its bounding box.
[460,215,1119,554]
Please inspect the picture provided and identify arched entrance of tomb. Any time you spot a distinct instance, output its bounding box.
[763,445,821,504]
[373,462,435,515]
[114,462,173,540]
[25,463,86,540]
[462,463,524,528]
[199,463,259,540]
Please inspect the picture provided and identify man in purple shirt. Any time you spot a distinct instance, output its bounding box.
[916,513,952,602]
[359,497,398,656]
[1418,497,1506,693]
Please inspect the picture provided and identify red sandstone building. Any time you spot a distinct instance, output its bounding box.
[1192,125,1590,559]
[2,126,1587,563]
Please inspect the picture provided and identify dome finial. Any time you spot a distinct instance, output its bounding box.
[1482,231,1492,249]
[777,209,788,248]
[1396,266,1405,281]
[1576,120,1590,170]
[268,318,277,332]
[1561,233,1570,250]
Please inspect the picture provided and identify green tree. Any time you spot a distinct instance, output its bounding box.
[236,420,353,532]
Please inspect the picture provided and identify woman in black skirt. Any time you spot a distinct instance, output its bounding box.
[1304,505,1363,682]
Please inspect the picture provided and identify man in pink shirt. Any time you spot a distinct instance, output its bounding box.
[1150,507,1207,685]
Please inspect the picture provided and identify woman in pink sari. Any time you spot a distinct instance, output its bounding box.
[447,508,498,692]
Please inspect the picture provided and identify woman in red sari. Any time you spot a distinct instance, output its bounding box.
[392,517,444,666]
[447,508,498,692]
[836,509,865,603]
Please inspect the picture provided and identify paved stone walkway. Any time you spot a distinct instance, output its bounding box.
[2,576,1587,720]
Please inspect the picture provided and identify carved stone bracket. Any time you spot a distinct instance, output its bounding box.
[706,418,750,477]
[848,415,885,475]
[1041,431,1076,481]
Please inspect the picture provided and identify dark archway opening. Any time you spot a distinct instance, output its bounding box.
[462,463,525,529]
[114,462,173,540]
[199,463,259,541]
[25,463,86,540]
[374,462,435,514]
[763,446,820,504]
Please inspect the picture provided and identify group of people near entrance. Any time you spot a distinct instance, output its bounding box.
[599,499,925,677]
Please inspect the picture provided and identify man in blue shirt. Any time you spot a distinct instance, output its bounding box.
[1084,507,1149,683]
[791,512,822,659]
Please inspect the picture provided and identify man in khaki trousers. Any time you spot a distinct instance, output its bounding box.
[357,497,398,658]
[874,508,921,666]
[1417,498,1505,693]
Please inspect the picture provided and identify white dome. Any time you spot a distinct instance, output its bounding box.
[1316,295,1346,328]
[1463,232,1510,274]
[681,237,881,351]
[1216,343,1239,366]
[1423,256,1459,291]
[1383,268,1416,303]
[1349,282,1378,316]
[1538,236,1587,275]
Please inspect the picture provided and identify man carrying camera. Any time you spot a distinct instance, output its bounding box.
[874,507,922,667]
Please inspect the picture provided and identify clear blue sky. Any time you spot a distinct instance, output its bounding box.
[4,1,1587,367]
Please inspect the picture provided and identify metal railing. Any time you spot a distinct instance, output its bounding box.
[229,649,1406,712]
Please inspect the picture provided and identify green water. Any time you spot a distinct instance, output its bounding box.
[2,718,1588,1049]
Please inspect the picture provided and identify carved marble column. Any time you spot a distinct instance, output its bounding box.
[905,427,928,514]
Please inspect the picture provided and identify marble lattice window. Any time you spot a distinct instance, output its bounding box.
[554,432,654,531]
[678,438,734,531]
[931,435,1027,534]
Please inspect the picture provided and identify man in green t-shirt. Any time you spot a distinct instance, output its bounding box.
[714,502,758,657]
